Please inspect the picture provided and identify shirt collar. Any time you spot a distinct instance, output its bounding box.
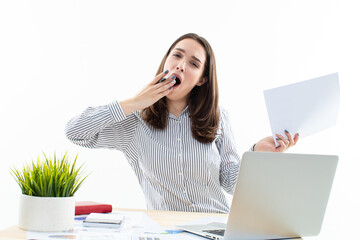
[168,106,189,119]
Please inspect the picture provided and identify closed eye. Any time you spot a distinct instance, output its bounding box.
[172,52,199,68]
[191,62,199,68]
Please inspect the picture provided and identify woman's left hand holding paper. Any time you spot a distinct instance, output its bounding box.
[254,130,299,152]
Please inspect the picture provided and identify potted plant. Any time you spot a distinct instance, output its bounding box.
[10,152,88,232]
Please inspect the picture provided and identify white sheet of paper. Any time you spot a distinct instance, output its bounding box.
[26,211,164,240]
[263,73,340,147]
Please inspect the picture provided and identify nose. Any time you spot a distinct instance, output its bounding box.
[176,61,185,72]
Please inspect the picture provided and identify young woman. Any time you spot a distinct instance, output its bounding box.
[65,33,299,213]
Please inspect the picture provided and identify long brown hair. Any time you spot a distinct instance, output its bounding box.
[141,33,219,143]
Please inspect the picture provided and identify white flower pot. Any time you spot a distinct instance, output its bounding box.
[18,194,75,232]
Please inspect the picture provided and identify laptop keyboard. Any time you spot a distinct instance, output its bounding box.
[202,229,225,236]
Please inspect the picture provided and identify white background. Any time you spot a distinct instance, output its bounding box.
[1,1,359,239]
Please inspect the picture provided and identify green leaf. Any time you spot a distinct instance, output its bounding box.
[10,152,89,197]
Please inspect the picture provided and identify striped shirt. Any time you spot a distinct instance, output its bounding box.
[65,101,242,213]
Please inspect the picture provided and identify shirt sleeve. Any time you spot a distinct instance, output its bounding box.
[216,107,242,195]
[65,101,139,152]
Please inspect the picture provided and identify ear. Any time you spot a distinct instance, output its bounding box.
[196,77,208,86]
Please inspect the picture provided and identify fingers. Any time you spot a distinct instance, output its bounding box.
[151,69,170,85]
[132,70,177,110]
[276,130,300,152]
[276,133,290,148]
[156,75,175,89]
[283,130,300,147]
[160,84,175,96]
[284,130,294,146]
[147,75,176,100]
[159,81,176,96]
[294,133,299,145]
[275,137,287,152]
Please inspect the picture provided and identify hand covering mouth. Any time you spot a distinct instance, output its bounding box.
[173,74,182,86]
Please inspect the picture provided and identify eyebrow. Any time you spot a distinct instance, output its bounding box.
[174,48,203,64]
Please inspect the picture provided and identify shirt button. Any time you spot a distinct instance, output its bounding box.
[177,138,181,141]
[178,154,182,157]
[183,190,187,194]
[189,204,194,208]
[177,120,180,123]
[179,172,183,176]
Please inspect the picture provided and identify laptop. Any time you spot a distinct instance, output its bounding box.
[177,152,338,240]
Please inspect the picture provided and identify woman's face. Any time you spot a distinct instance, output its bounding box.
[163,38,207,102]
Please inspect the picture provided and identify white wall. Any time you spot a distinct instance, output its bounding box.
[1,0,359,239]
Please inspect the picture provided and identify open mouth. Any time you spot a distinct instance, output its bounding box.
[174,77,181,86]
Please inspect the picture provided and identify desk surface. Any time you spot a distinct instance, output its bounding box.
[0,208,228,240]
[0,208,305,240]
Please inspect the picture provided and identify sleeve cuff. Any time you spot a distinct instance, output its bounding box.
[249,143,256,152]
[109,101,127,122]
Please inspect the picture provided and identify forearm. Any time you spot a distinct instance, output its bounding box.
[65,101,130,149]
[120,98,140,116]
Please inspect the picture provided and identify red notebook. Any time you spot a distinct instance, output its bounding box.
[75,201,113,215]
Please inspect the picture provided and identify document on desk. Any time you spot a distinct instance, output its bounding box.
[26,211,163,240]
[263,73,340,147]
